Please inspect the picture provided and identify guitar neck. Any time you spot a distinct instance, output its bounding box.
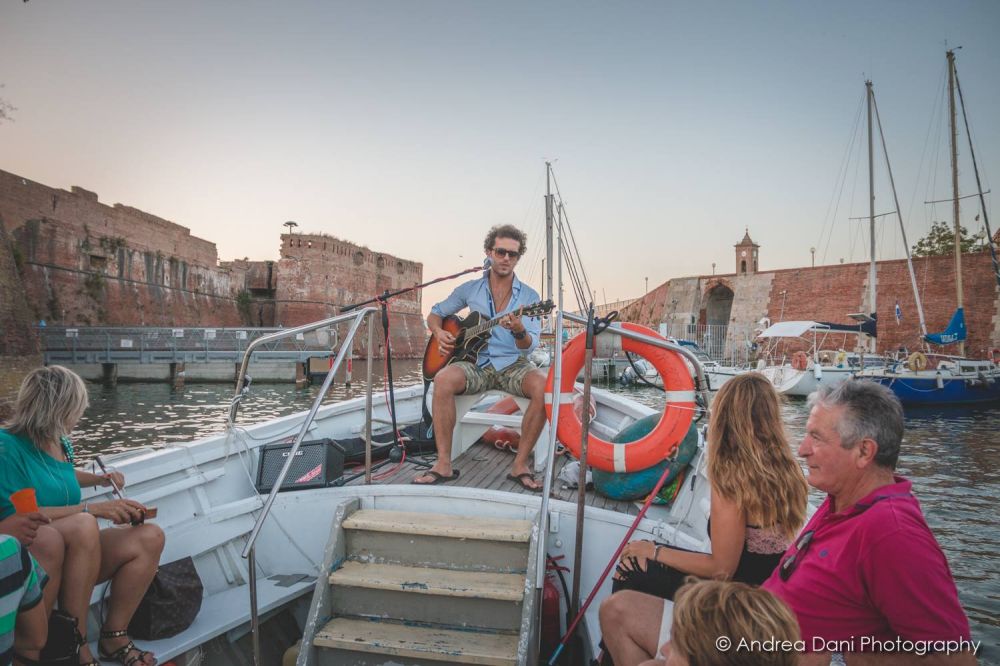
[469,306,523,337]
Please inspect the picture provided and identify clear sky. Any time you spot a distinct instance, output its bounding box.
[2,1,998,316]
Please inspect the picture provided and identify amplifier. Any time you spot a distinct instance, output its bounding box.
[256,439,345,493]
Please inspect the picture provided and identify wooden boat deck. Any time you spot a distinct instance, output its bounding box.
[343,440,644,516]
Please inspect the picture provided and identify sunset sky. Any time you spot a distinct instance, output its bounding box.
[2,1,998,315]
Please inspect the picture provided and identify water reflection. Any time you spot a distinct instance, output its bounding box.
[72,360,426,459]
[72,371,999,659]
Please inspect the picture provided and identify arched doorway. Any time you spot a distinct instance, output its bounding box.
[700,283,734,359]
[705,284,734,326]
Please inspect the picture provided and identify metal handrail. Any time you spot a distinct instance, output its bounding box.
[227,310,368,426]
[563,311,714,391]
[230,307,377,666]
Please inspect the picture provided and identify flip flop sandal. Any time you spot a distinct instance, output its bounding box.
[507,472,543,492]
[411,470,460,485]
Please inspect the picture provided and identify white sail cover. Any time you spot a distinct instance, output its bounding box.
[757,321,831,339]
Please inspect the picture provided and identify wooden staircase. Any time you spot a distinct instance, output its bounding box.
[298,503,536,666]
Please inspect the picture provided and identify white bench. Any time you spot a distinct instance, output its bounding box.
[426,386,551,472]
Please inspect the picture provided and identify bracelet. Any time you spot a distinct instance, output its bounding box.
[653,544,663,564]
[512,329,527,341]
[82,502,90,514]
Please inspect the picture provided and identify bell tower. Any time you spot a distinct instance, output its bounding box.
[735,229,759,275]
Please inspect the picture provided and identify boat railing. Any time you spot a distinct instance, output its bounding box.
[229,306,378,666]
[533,311,713,657]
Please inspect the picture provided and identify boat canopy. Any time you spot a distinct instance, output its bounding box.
[816,316,877,338]
[924,307,967,346]
[758,317,877,340]
[757,321,831,338]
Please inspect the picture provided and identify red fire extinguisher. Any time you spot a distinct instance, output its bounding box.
[542,571,562,658]
[543,555,570,661]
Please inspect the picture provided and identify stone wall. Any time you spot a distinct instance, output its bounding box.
[621,253,1000,357]
[0,170,247,327]
[0,222,36,356]
[0,222,41,414]
[274,233,426,357]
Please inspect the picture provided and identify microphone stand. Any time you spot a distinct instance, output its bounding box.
[337,262,488,479]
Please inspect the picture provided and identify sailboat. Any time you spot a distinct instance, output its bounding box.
[857,50,1000,405]
[755,80,887,398]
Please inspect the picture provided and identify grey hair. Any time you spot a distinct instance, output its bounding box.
[806,380,903,469]
[3,365,89,447]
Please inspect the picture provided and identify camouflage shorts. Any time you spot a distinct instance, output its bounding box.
[453,357,539,396]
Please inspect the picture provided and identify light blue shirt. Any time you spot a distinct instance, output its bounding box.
[431,273,542,371]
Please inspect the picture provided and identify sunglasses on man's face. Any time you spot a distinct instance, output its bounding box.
[492,248,521,259]
[778,530,815,582]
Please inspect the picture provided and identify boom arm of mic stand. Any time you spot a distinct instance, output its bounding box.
[341,264,486,313]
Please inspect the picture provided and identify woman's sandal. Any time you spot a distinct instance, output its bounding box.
[73,625,100,666]
[98,629,154,666]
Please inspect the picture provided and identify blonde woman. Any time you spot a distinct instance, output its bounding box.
[0,366,164,666]
[641,579,801,666]
[600,372,808,665]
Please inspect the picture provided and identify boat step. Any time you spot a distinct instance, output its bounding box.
[343,509,532,573]
[328,561,524,631]
[343,509,532,542]
[330,561,523,601]
[313,616,517,666]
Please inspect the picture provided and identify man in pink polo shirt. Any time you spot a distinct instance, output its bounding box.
[763,380,977,665]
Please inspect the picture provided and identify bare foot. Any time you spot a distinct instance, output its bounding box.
[507,468,542,491]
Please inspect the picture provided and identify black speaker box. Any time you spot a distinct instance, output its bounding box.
[256,438,345,493]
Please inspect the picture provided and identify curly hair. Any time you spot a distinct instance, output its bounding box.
[706,372,808,540]
[483,224,527,255]
[671,579,800,666]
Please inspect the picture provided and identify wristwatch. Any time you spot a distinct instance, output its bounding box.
[512,329,527,340]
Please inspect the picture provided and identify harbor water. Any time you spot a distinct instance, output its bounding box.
[67,360,998,662]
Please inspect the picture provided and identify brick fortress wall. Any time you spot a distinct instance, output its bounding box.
[0,170,246,327]
[621,253,1000,357]
[0,169,428,361]
[0,221,42,416]
[275,233,426,357]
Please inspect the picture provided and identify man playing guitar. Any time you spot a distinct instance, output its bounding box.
[414,224,546,490]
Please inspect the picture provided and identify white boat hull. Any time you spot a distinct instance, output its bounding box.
[81,383,712,664]
[759,364,856,396]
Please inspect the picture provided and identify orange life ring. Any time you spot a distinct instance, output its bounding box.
[544,323,695,473]
[791,351,809,371]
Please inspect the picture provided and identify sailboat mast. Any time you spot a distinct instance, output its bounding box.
[871,90,929,338]
[866,80,878,354]
[545,162,554,307]
[948,49,966,357]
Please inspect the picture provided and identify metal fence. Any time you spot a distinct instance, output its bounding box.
[660,323,757,367]
[39,325,344,364]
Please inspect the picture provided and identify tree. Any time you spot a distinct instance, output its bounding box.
[911,220,986,257]
[0,84,14,124]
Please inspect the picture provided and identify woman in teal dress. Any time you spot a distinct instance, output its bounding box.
[0,366,164,666]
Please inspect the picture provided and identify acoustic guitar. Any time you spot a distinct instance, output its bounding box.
[422,300,555,380]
